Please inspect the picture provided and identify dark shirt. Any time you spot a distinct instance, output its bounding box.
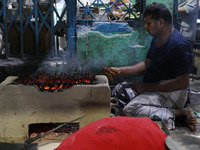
[143,29,193,83]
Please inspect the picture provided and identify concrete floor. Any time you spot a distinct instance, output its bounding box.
[165,79,200,150]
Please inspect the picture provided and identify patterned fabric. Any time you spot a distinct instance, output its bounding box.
[112,82,189,129]
[112,82,137,107]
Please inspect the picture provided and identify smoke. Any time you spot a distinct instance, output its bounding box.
[34,55,97,76]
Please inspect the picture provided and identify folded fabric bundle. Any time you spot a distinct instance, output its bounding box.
[55,116,167,150]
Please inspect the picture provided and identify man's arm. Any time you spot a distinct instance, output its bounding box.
[178,0,198,15]
[178,6,186,14]
[132,74,190,94]
[109,58,151,76]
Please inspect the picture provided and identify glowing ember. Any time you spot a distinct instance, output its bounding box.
[13,73,95,92]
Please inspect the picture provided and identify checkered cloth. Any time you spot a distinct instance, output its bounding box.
[112,82,189,129]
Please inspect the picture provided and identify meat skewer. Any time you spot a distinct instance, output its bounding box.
[103,66,126,82]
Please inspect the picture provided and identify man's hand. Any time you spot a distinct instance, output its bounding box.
[103,66,118,81]
[131,82,149,94]
[131,74,190,94]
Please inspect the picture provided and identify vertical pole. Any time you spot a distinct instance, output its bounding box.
[19,0,23,58]
[141,0,146,20]
[66,0,76,58]
[34,0,39,57]
[50,0,55,58]
[3,0,8,58]
[173,0,179,30]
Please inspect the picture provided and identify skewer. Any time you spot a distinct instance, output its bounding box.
[24,115,85,150]
[103,66,127,82]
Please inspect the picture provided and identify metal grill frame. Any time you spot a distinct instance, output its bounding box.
[0,0,178,59]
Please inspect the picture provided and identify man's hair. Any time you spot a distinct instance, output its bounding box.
[144,2,172,24]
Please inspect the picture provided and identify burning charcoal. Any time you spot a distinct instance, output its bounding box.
[11,65,96,92]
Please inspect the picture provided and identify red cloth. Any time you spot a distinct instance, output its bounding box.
[55,117,167,150]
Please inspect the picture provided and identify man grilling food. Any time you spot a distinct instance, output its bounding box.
[104,2,196,131]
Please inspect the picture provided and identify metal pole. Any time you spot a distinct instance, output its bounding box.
[66,0,76,58]
[34,0,39,57]
[50,0,55,58]
[173,0,179,30]
[24,115,85,150]
[19,0,23,58]
[3,0,8,59]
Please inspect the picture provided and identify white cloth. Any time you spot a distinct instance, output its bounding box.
[112,82,189,129]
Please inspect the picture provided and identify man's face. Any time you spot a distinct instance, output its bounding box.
[144,15,159,36]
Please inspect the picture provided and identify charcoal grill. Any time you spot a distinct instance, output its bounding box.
[0,74,111,143]
[12,65,96,92]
